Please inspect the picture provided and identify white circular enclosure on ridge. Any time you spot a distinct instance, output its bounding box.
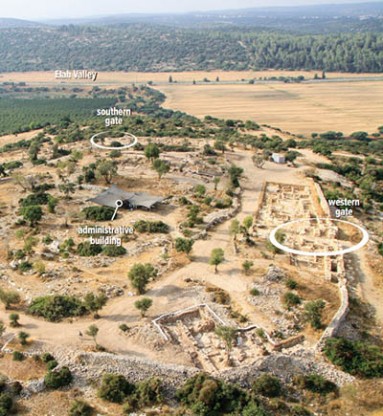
[269,218,369,257]
[90,131,138,150]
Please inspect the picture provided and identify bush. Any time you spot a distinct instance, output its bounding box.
[76,242,103,257]
[134,220,169,234]
[283,292,301,308]
[46,360,59,371]
[304,300,325,329]
[0,393,13,416]
[41,353,56,363]
[102,245,127,257]
[82,206,115,221]
[250,288,260,296]
[324,337,383,378]
[252,374,282,398]
[28,295,87,322]
[18,261,32,272]
[119,324,129,332]
[69,400,93,416]
[285,279,298,289]
[19,192,50,207]
[176,373,248,415]
[12,351,25,361]
[44,367,72,389]
[294,374,337,395]
[98,374,134,404]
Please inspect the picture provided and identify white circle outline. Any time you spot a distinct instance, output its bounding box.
[115,200,124,208]
[90,131,138,150]
[269,218,369,257]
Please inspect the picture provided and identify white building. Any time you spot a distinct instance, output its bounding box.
[272,153,286,164]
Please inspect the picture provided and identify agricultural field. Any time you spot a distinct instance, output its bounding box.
[159,81,383,136]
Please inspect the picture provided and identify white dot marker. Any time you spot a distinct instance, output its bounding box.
[111,200,124,221]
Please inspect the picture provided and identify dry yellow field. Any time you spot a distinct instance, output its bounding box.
[1,70,381,84]
[158,81,383,136]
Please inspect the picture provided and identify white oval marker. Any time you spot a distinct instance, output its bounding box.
[269,218,369,257]
[111,200,124,221]
[90,131,138,150]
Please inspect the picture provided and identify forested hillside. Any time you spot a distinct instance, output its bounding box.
[0,25,382,73]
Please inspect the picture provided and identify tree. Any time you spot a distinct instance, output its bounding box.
[58,180,76,199]
[9,313,20,328]
[209,248,225,273]
[18,331,29,346]
[152,159,170,180]
[242,216,253,237]
[98,373,134,404]
[44,367,73,389]
[83,292,107,318]
[283,292,301,308]
[304,300,326,329]
[175,238,194,257]
[96,159,118,184]
[128,263,157,295]
[144,143,160,161]
[21,205,43,227]
[228,165,244,188]
[86,324,99,347]
[215,326,237,361]
[242,260,254,275]
[229,219,240,241]
[214,140,226,154]
[134,298,153,317]
[0,289,21,309]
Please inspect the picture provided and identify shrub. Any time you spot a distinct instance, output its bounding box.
[119,324,129,332]
[252,374,282,398]
[41,353,56,363]
[176,373,248,415]
[102,245,127,257]
[0,393,13,416]
[46,360,59,371]
[12,351,25,361]
[19,192,50,207]
[28,295,87,322]
[82,206,115,221]
[18,261,32,272]
[175,238,194,256]
[250,288,260,296]
[283,292,301,308]
[286,279,298,290]
[304,300,325,329]
[134,220,169,234]
[324,337,383,378]
[98,374,134,404]
[69,400,94,416]
[294,374,337,395]
[76,242,103,257]
[44,367,72,389]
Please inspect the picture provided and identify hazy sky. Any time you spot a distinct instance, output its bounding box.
[1,0,377,20]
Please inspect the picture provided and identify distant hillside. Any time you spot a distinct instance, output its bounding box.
[0,18,41,28]
[42,2,383,33]
[0,24,382,73]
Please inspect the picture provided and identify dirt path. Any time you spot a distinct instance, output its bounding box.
[1,148,370,361]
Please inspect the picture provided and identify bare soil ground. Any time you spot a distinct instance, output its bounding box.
[1,70,381,85]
